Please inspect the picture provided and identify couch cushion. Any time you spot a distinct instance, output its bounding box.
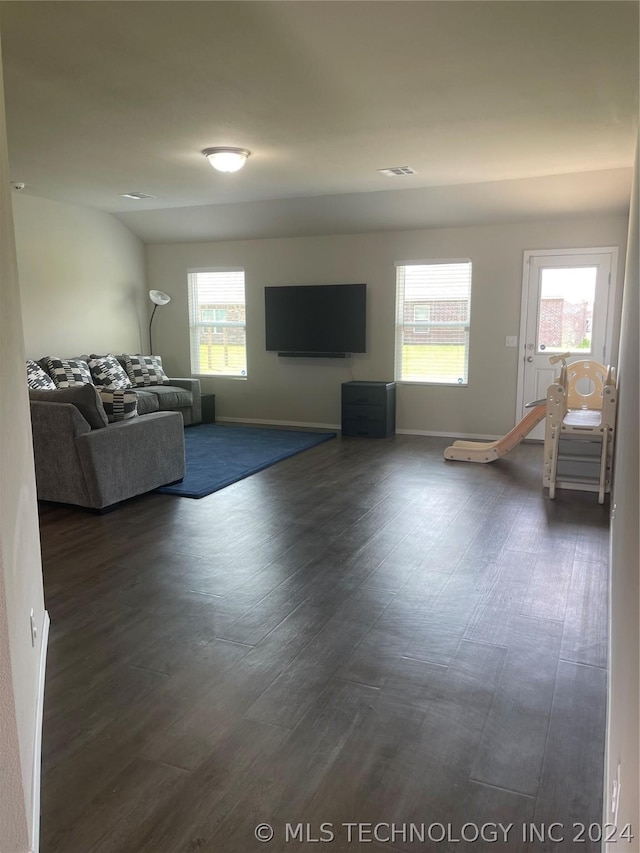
[98,388,139,422]
[45,356,93,388]
[123,354,170,387]
[88,355,132,390]
[26,360,56,390]
[29,385,109,429]
[133,390,161,415]
[146,385,193,411]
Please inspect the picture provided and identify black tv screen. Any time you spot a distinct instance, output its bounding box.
[265,283,366,355]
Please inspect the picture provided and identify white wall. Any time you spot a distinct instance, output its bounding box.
[148,214,628,435]
[606,142,639,846]
[12,193,148,359]
[0,40,47,853]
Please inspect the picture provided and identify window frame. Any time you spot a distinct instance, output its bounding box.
[188,267,248,379]
[394,259,472,387]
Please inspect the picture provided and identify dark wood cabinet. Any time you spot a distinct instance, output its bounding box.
[341,381,396,437]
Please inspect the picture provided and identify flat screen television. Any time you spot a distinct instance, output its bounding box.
[264,283,366,356]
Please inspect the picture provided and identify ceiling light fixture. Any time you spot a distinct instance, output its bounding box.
[202,147,251,173]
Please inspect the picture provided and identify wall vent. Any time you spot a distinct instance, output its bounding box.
[119,191,157,200]
[377,166,417,177]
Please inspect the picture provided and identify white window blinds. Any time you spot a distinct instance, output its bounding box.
[395,261,472,385]
[188,269,247,377]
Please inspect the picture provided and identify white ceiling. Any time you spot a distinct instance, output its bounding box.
[1,1,638,242]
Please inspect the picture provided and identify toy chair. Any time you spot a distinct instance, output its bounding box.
[543,355,617,503]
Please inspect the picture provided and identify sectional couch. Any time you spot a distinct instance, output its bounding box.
[27,353,201,509]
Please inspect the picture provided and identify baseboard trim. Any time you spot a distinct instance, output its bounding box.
[395,428,501,440]
[213,420,539,443]
[30,609,50,853]
[216,416,341,431]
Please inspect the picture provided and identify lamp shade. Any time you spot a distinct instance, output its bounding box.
[202,147,250,173]
[148,291,170,355]
[149,289,171,306]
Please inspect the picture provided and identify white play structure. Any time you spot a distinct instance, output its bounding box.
[443,403,546,464]
[543,356,617,503]
[445,354,618,503]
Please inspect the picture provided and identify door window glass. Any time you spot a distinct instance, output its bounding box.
[537,267,597,354]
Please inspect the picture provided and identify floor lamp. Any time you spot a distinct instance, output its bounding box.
[149,290,171,354]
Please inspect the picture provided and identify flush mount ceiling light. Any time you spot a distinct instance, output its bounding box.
[202,147,251,173]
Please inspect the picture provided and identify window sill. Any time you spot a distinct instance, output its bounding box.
[396,380,468,388]
[193,373,248,381]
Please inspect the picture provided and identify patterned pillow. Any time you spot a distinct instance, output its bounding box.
[45,357,93,388]
[88,355,132,390]
[123,354,169,387]
[97,388,138,422]
[26,360,56,390]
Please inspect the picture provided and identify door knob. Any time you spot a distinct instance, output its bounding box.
[527,356,534,362]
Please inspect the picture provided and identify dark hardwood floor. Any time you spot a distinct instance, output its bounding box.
[38,433,610,852]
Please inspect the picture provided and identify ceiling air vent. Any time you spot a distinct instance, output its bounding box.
[119,191,157,200]
[377,166,416,177]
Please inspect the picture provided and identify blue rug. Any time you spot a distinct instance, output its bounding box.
[158,424,337,498]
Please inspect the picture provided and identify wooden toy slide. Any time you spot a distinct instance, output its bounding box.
[444,404,546,463]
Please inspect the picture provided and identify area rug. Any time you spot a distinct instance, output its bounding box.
[158,424,337,498]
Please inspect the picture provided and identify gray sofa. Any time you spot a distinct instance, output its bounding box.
[109,356,201,425]
[27,355,201,509]
[30,399,186,510]
[34,355,202,426]
[120,378,201,425]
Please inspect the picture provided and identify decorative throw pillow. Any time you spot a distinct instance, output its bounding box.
[123,354,170,387]
[45,357,93,388]
[98,388,138,422]
[88,355,132,390]
[29,385,109,430]
[26,360,56,390]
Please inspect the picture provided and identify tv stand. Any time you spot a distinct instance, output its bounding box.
[277,352,349,359]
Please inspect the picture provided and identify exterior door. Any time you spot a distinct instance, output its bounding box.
[517,248,617,440]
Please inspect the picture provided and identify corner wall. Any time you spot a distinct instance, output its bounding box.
[0,39,47,853]
[12,193,148,359]
[606,140,639,846]
[147,214,628,435]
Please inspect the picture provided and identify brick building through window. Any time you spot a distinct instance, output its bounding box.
[539,297,593,350]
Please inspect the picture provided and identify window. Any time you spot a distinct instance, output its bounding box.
[188,269,247,377]
[537,266,596,353]
[413,304,431,322]
[395,260,472,385]
[201,307,229,334]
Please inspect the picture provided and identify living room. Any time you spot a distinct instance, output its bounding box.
[1,3,638,852]
[14,191,630,435]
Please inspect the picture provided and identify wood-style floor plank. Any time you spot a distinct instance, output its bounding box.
[470,616,563,796]
[49,756,188,853]
[527,660,607,852]
[245,588,395,729]
[99,718,290,853]
[560,559,608,668]
[36,435,610,853]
